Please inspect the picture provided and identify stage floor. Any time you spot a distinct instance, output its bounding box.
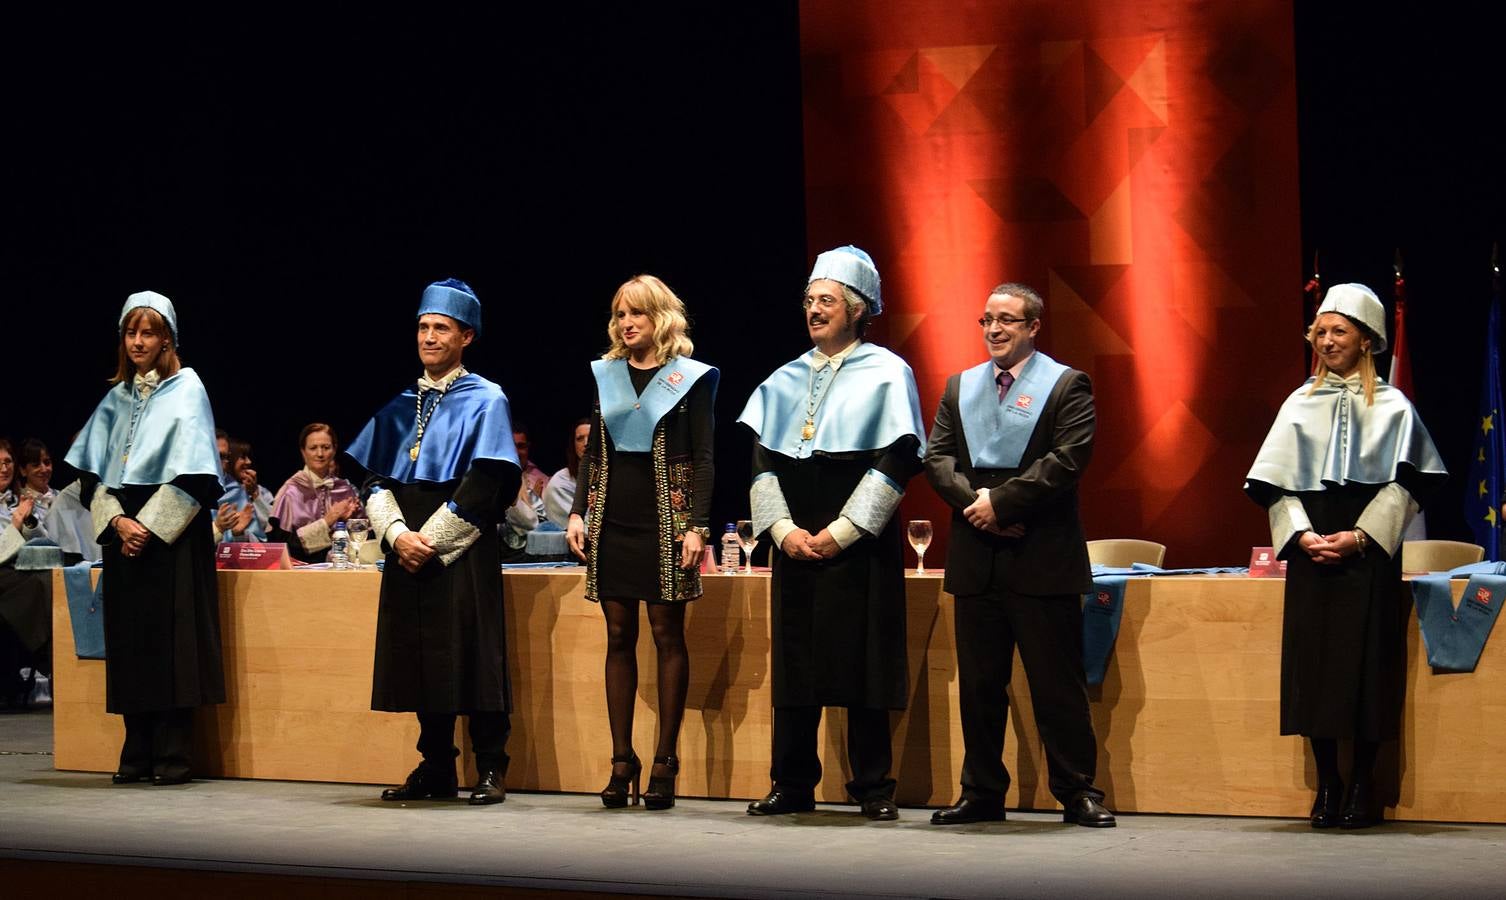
[2,710,1503,900]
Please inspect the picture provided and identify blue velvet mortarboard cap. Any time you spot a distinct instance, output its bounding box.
[417,278,482,335]
[808,246,883,316]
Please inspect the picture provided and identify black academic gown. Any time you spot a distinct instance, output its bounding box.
[756,437,921,711]
[368,460,519,714]
[84,475,226,715]
[1278,483,1411,741]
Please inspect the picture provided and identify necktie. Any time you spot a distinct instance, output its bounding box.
[996,370,1014,402]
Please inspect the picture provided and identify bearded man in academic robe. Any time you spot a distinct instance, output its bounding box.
[738,246,925,821]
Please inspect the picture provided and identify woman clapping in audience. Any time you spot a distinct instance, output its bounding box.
[270,423,363,563]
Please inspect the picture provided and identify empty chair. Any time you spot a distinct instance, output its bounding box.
[1087,539,1166,568]
[1401,539,1485,573]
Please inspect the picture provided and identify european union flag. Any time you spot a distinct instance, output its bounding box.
[1466,280,1505,559]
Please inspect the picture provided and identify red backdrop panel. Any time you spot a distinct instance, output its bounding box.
[800,0,1303,566]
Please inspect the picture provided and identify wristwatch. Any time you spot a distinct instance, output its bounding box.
[685,526,712,542]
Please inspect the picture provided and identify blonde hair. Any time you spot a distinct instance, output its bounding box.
[111,307,182,385]
[1305,313,1377,405]
[602,274,694,364]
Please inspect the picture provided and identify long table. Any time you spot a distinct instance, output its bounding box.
[52,569,1497,822]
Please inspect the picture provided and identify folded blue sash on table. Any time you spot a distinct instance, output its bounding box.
[62,562,105,659]
[1412,561,1506,672]
[1083,564,1248,685]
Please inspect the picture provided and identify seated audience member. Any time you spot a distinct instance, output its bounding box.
[514,423,550,499]
[269,423,364,563]
[0,439,50,709]
[215,437,273,542]
[544,418,591,529]
[501,474,547,563]
[15,437,100,563]
[16,439,57,532]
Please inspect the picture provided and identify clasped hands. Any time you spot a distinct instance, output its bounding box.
[964,489,1025,539]
[1298,529,1363,565]
[113,515,151,558]
[392,530,436,573]
[780,527,842,561]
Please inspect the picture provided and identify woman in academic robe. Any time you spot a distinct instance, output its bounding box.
[566,275,716,811]
[269,423,363,563]
[64,291,226,785]
[0,438,52,709]
[1244,283,1446,829]
[543,417,591,529]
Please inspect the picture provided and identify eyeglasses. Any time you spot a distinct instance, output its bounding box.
[979,315,1032,328]
[802,296,844,312]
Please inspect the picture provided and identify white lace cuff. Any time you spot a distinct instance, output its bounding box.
[367,488,407,550]
[297,517,332,553]
[419,503,482,566]
[1267,495,1312,554]
[750,472,791,537]
[90,490,126,544]
[0,525,23,566]
[839,468,904,536]
[136,484,202,546]
[1356,482,1419,559]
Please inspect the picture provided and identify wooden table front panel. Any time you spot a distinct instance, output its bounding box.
[52,569,1497,821]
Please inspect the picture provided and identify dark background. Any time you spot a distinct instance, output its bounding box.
[3,4,1502,551]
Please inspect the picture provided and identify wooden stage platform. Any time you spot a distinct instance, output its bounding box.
[51,568,1499,822]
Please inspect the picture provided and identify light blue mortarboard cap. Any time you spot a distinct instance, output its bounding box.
[808,245,882,316]
[417,278,482,335]
[119,291,180,346]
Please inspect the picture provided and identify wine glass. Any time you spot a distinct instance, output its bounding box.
[346,517,371,568]
[907,519,933,575]
[736,519,758,575]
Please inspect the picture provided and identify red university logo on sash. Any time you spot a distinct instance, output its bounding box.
[667,371,685,386]
[1096,591,1112,607]
[1476,587,1493,605]
[1015,394,1033,410]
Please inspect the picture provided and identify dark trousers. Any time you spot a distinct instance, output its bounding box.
[771,705,895,802]
[955,590,1102,805]
[119,708,195,780]
[416,711,511,776]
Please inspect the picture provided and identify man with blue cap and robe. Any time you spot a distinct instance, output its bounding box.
[346,278,522,806]
[923,281,1114,827]
[738,246,925,821]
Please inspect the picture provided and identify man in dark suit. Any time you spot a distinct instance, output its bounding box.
[923,282,1114,827]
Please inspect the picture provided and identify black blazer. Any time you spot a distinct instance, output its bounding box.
[924,364,1095,597]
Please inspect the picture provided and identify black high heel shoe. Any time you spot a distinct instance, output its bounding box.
[644,755,680,810]
[601,752,641,808]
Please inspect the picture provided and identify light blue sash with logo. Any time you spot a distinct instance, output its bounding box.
[594,356,717,452]
[1412,561,1506,672]
[958,353,1070,469]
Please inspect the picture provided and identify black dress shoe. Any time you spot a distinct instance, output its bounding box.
[859,797,899,821]
[112,772,149,784]
[151,774,192,786]
[747,789,815,816]
[468,768,506,805]
[1309,779,1344,829]
[1339,780,1379,829]
[931,796,1007,825]
[1063,795,1116,827]
[381,763,459,801]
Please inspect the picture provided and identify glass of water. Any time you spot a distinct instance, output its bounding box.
[736,519,758,574]
[346,517,371,568]
[907,519,933,575]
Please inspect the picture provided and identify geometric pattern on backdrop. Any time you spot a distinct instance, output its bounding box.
[800,0,1303,564]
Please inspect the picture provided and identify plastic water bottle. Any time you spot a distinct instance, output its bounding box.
[721,523,741,573]
[330,520,351,569]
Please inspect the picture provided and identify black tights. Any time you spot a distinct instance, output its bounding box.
[602,598,688,768]
[1311,737,1380,786]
